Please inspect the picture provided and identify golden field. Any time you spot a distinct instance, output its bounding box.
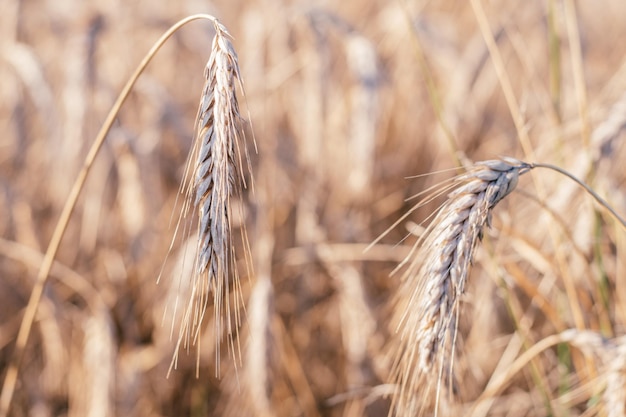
[1,0,626,416]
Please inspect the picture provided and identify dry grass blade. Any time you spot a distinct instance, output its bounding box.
[604,343,626,417]
[470,329,624,416]
[391,157,531,416]
[172,19,251,374]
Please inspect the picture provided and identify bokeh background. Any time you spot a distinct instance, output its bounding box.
[1,0,626,416]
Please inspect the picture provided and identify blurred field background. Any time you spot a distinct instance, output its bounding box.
[1,0,626,416]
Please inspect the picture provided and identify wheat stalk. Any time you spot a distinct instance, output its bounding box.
[0,14,223,417]
[245,274,275,417]
[171,19,250,374]
[391,157,531,416]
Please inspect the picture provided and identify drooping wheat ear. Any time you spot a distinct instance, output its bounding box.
[173,19,250,373]
[391,158,531,416]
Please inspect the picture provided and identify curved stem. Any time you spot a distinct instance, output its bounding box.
[531,162,626,229]
[0,14,218,417]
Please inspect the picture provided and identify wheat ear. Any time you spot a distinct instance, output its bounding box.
[391,157,531,416]
[172,19,249,373]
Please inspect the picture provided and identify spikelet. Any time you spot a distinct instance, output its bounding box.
[391,158,531,416]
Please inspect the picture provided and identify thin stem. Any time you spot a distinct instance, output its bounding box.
[547,0,562,123]
[0,14,218,417]
[563,0,591,150]
[469,0,534,160]
[531,162,626,229]
[399,0,463,168]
